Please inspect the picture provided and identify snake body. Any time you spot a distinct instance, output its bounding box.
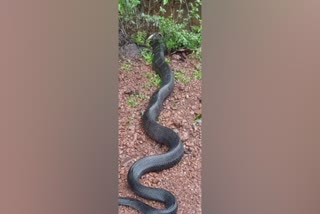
[119,33,184,214]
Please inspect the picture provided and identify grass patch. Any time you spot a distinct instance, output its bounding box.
[191,47,202,60]
[141,49,153,65]
[120,60,133,71]
[144,71,161,88]
[127,114,135,124]
[127,93,147,107]
[131,31,147,46]
[174,69,191,84]
[193,69,202,80]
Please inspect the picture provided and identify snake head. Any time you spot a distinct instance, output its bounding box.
[147,32,163,48]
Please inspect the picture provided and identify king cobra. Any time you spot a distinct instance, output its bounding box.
[118,33,184,214]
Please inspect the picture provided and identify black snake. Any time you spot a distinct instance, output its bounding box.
[118,33,184,214]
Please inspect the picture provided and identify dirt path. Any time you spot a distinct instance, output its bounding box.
[118,55,202,214]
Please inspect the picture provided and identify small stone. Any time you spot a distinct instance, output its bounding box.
[184,147,192,154]
[120,168,126,175]
[173,120,182,128]
[185,140,193,147]
[133,133,138,141]
[126,143,132,148]
[181,132,189,141]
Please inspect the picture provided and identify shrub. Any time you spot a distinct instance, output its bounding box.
[119,0,202,54]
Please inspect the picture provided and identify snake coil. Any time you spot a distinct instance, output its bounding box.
[118,33,184,214]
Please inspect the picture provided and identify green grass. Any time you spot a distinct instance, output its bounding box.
[120,60,132,71]
[127,93,147,107]
[191,47,202,60]
[174,69,191,84]
[127,114,135,124]
[141,49,153,65]
[194,113,202,121]
[193,69,202,80]
[144,71,161,88]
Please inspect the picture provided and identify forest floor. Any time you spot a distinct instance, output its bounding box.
[118,53,202,214]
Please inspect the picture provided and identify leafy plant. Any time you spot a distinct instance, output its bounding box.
[141,48,153,64]
[127,114,135,124]
[127,93,147,107]
[174,69,191,84]
[118,0,141,22]
[194,113,202,124]
[119,0,202,54]
[145,71,161,88]
[142,14,201,51]
[120,60,133,71]
[193,69,202,79]
[131,31,147,45]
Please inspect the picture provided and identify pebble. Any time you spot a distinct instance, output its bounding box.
[184,147,192,154]
[173,120,182,128]
[181,131,189,141]
[133,133,138,141]
[185,140,193,147]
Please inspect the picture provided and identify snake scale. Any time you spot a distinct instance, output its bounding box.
[118,33,185,214]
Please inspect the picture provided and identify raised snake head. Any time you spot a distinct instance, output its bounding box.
[147,32,163,48]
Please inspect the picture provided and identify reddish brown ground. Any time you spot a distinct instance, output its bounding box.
[118,55,202,214]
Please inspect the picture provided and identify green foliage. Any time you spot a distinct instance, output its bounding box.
[142,14,201,51]
[118,0,141,21]
[194,113,202,122]
[145,71,161,88]
[193,69,202,79]
[174,69,191,84]
[191,46,202,60]
[127,93,147,107]
[119,0,202,54]
[127,114,135,124]
[141,48,153,64]
[131,31,147,45]
[120,60,133,71]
